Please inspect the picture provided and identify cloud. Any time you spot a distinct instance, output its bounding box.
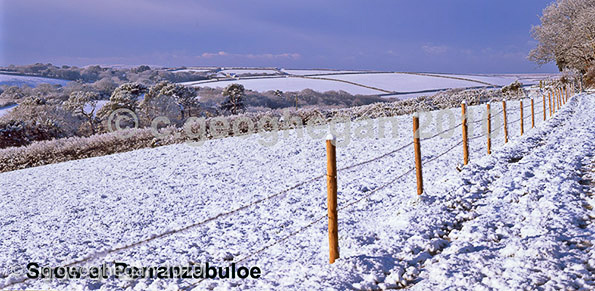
[421,45,449,55]
[200,51,229,58]
[198,51,300,60]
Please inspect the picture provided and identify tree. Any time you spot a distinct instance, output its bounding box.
[139,81,179,123]
[0,86,25,100]
[140,81,199,121]
[529,0,595,73]
[221,83,246,115]
[92,77,118,98]
[96,82,147,120]
[160,83,199,119]
[64,91,100,134]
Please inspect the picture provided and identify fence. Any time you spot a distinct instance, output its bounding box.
[0,84,579,291]
[324,84,574,263]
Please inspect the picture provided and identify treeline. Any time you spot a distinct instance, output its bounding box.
[0,85,536,173]
[1,63,209,84]
[0,78,387,149]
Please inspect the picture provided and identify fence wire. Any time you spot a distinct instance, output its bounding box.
[2,96,567,291]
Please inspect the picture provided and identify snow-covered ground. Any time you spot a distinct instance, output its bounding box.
[182,76,383,95]
[281,69,362,76]
[83,100,110,117]
[0,91,591,290]
[0,73,70,87]
[170,69,213,73]
[182,71,558,98]
[0,104,18,117]
[325,73,485,92]
[445,73,553,87]
[220,69,279,75]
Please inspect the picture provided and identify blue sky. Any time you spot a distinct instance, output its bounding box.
[0,0,558,73]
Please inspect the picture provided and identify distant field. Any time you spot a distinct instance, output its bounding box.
[0,73,70,87]
[221,69,280,75]
[0,104,17,117]
[182,69,558,98]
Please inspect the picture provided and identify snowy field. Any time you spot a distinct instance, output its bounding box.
[183,70,558,98]
[0,104,18,117]
[220,69,280,75]
[170,69,213,73]
[0,89,592,290]
[0,73,70,87]
[183,76,382,95]
[281,69,362,76]
[324,73,484,92]
[446,73,552,87]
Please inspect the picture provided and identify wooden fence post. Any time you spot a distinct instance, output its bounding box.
[487,103,491,155]
[556,88,559,111]
[542,94,546,121]
[553,89,557,114]
[325,135,339,264]
[548,91,553,117]
[413,113,423,195]
[558,88,561,110]
[502,100,508,143]
[520,100,524,136]
[461,102,469,165]
[531,98,535,128]
[566,86,569,103]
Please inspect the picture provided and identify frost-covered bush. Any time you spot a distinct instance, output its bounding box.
[0,119,65,149]
[0,86,27,101]
[501,81,524,97]
[0,100,81,148]
[0,86,520,172]
[0,128,160,172]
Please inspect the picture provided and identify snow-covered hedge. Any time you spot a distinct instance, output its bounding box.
[0,87,526,172]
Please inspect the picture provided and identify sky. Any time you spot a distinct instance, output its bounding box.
[0,0,559,73]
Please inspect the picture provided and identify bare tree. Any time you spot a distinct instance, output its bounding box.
[529,0,595,73]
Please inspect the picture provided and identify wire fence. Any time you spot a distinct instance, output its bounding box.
[1,87,577,291]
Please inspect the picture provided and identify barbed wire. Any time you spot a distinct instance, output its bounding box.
[337,141,413,172]
[183,131,468,290]
[3,93,567,291]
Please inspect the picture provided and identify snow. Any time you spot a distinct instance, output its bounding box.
[281,69,362,76]
[183,71,558,97]
[0,104,17,117]
[220,69,279,75]
[183,76,383,95]
[170,69,212,73]
[0,90,592,290]
[0,73,70,87]
[325,72,486,92]
[83,100,109,116]
[443,73,557,87]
